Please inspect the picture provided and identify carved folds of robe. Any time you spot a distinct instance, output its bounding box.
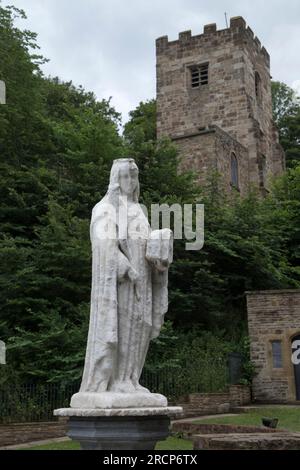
[79,186,172,394]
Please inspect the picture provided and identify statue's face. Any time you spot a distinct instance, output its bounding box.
[119,164,139,196]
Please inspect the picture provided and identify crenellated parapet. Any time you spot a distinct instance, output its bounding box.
[156,16,270,67]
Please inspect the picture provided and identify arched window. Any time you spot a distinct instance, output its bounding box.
[230,152,239,189]
[255,71,261,101]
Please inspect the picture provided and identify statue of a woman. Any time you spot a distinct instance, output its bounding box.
[71,158,173,408]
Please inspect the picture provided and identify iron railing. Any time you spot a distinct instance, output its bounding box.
[0,359,229,423]
[0,382,79,424]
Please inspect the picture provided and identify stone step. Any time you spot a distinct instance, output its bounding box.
[178,403,230,417]
[172,421,280,437]
[177,407,204,418]
[193,432,300,450]
[181,412,201,418]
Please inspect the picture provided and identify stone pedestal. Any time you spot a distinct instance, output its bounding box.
[54,407,182,450]
[70,392,167,409]
[52,159,182,450]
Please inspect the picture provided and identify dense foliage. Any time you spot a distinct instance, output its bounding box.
[0,5,299,385]
[272,81,300,167]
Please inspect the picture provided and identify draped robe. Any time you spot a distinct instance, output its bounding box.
[79,195,169,393]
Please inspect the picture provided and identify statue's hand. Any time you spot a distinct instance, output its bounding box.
[148,257,169,272]
[127,266,139,283]
[128,267,141,301]
[117,251,140,300]
[118,251,138,283]
[146,228,173,271]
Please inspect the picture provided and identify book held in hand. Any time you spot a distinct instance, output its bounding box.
[146,229,173,271]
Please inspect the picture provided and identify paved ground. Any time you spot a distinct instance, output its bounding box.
[172,413,237,423]
[235,404,300,410]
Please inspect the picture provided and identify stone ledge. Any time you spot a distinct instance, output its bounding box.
[54,406,183,418]
[193,432,300,450]
[172,421,281,436]
[246,289,300,295]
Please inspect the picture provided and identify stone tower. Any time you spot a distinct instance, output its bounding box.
[156,16,285,195]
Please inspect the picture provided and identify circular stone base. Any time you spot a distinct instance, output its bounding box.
[67,415,170,450]
[54,406,183,450]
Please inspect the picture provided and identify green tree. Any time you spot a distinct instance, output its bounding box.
[1,3,299,386]
[124,99,156,145]
[124,100,300,334]
[0,4,124,383]
[272,81,300,167]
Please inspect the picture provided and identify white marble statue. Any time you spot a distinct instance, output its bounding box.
[71,158,173,409]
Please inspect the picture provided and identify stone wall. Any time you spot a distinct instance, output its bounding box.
[247,289,300,402]
[179,385,250,417]
[175,125,249,195]
[0,419,67,447]
[156,16,285,194]
[229,384,251,407]
[186,392,231,415]
[172,421,280,437]
[193,432,300,450]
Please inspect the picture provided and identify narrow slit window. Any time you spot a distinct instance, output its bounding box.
[191,63,209,88]
[255,71,261,100]
[230,152,239,189]
[272,340,283,369]
[259,154,267,188]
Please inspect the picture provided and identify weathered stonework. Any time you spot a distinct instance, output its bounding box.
[247,290,300,402]
[178,386,251,418]
[193,432,300,450]
[0,419,68,448]
[174,125,249,193]
[156,16,285,194]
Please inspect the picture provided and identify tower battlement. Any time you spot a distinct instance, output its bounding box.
[156,16,270,67]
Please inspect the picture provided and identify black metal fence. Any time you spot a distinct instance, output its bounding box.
[141,358,229,400]
[0,359,229,423]
[0,382,79,424]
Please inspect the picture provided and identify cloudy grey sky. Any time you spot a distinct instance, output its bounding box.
[7,0,300,124]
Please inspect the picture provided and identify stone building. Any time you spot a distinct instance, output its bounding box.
[156,16,285,195]
[247,290,300,403]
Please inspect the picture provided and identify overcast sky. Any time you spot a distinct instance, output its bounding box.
[7,0,300,124]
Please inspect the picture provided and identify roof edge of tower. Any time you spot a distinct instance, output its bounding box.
[156,16,270,65]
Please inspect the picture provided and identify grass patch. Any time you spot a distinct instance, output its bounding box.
[194,407,300,432]
[23,440,81,450]
[19,436,192,451]
[156,436,192,450]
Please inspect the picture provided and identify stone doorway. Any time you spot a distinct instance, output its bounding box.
[292,334,300,401]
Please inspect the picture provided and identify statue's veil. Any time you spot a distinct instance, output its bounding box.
[106,158,140,207]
